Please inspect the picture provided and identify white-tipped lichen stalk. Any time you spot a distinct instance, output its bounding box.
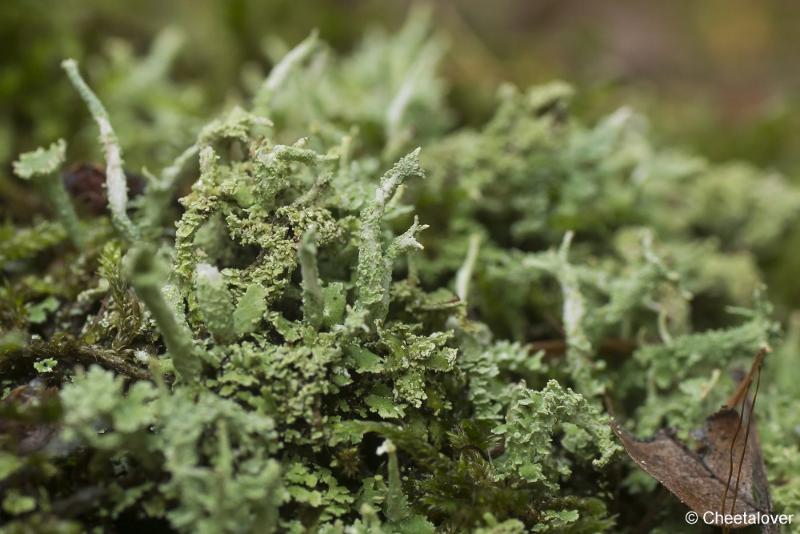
[298,227,324,329]
[61,59,139,241]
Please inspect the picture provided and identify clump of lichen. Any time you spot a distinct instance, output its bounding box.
[2,11,800,534]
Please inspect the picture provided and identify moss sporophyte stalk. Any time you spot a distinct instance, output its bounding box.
[1,11,799,533]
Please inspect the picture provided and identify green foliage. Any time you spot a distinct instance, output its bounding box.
[2,11,800,534]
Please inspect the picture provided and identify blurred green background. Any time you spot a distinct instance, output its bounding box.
[4,0,800,166]
[4,0,800,304]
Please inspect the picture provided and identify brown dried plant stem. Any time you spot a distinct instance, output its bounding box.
[720,347,768,533]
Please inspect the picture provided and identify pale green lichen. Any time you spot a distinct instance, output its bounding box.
[12,139,83,248]
[232,283,268,337]
[3,12,800,534]
[126,245,202,382]
[62,59,139,241]
[298,227,325,329]
[254,30,320,115]
[195,262,235,344]
[493,380,619,489]
[354,148,425,324]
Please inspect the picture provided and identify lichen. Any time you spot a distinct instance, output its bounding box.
[2,11,800,534]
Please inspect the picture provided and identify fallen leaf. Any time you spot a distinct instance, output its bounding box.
[612,348,775,532]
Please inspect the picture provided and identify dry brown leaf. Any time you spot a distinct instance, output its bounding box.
[612,348,775,532]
